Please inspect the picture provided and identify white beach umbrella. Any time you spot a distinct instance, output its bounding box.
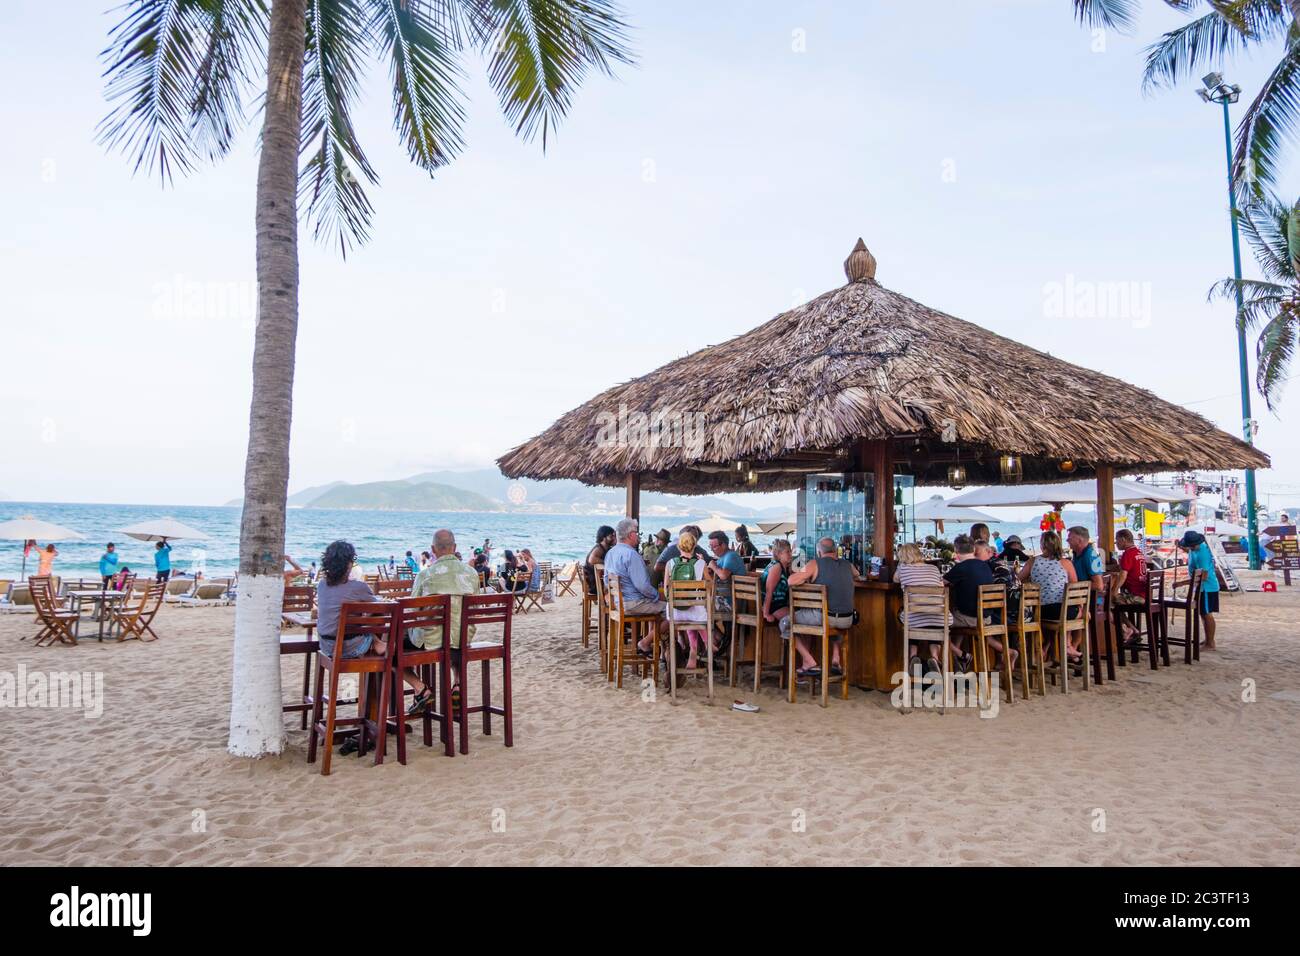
[913,494,1002,524]
[948,478,1188,508]
[756,518,797,536]
[1186,521,1249,537]
[670,514,744,537]
[0,516,85,579]
[117,517,211,542]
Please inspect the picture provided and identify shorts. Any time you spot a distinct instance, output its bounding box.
[318,633,375,660]
[1201,591,1219,615]
[401,636,463,668]
[623,598,666,617]
[156,570,171,582]
[779,608,851,637]
[714,595,733,619]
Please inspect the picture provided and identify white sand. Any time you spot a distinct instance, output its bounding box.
[2,587,1298,865]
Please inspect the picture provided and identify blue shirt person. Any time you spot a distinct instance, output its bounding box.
[154,541,172,572]
[99,544,119,582]
[404,551,419,575]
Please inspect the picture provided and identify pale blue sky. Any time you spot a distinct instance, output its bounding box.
[1,1,1297,509]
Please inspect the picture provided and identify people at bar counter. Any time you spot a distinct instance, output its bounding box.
[604,517,667,656]
[894,542,948,674]
[786,536,860,676]
[1017,531,1083,663]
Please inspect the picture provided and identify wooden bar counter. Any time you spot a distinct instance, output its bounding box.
[849,579,904,692]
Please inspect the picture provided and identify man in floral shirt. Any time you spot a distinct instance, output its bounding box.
[405,528,483,714]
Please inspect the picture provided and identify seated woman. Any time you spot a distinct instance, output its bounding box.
[894,542,949,674]
[759,538,794,641]
[1018,531,1080,662]
[664,531,710,670]
[500,550,526,592]
[519,548,541,592]
[315,540,383,661]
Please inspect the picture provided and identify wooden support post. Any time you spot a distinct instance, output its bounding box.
[867,440,895,568]
[625,473,640,522]
[1095,464,1115,564]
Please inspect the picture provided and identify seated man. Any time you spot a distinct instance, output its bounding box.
[944,534,994,669]
[786,536,860,677]
[1113,528,1147,646]
[405,528,483,715]
[703,530,746,654]
[604,517,666,655]
[584,525,616,595]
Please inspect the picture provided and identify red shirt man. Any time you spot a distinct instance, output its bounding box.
[1114,530,1147,599]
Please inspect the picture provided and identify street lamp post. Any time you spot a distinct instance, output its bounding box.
[1197,72,1261,570]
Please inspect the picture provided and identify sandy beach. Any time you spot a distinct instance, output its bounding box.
[3,587,1298,866]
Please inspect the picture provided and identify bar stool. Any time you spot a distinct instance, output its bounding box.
[579,570,598,649]
[1013,583,1045,698]
[1134,569,1169,668]
[899,585,950,714]
[1090,576,1120,684]
[453,592,514,755]
[1163,568,1205,664]
[786,584,850,707]
[1042,581,1091,693]
[307,602,397,776]
[280,585,317,729]
[949,584,1009,706]
[385,594,453,762]
[728,575,762,688]
[666,578,714,701]
[593,564,610,677]
[606,573,661,689]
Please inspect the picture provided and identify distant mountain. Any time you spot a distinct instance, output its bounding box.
[307,480,500,512]
[226,469,790,517]
[224,481,345,509]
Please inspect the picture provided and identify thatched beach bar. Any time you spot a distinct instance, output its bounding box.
[499,239,1269,690]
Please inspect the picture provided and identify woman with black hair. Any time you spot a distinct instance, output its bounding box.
[315,540,382,661]
[501,549,527,593]
[734,525,757,559]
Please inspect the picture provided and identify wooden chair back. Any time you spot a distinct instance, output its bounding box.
[976,583,1007,640]
[395,565,414,580]
[788,584,828,639]
[364,573,381,589]
[374,578,413,599]
[396,594,451,654]
[282,585,315,614]
[329,603,396,667]
[900,585,949,713]
[731,575,761,627]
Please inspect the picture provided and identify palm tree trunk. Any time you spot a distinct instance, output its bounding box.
[228,0,307,757]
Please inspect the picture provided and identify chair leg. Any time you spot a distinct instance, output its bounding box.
[301,651,312,731]
[440,659,454,758]
[753,625,763,694]
[840,632,850,700]
[458,658,470,755]
[482,660,492,736]
[705,627,714,701]
[820,633,829,708]
[307,661,324,765]
[374,667,391,766]
[321,670,340,776]
[502,642,513,748]
[940,635,951,714]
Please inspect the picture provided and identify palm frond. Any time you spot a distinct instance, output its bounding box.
[190,0,268,162]
[480,0,634,149]
[1209,276,1291,330]
[1255,306,1299,408]
[370,0,467,173]
[99,0,252,181]
[1073,0,1140,33]
[1236,194,1299,281]
[1232,40,1300,190]
[299,0,377,255]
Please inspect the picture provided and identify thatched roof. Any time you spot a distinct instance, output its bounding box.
[498,240,1269,494]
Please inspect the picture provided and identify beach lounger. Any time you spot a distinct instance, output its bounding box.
[173,582,230,607]
[0,579,11,612]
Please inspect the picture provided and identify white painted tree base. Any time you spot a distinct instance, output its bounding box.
[227,573,286,757]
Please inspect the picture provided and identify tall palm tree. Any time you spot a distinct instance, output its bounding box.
[99,0,632,757]
[1212,193,1300,408]
[1141,0,1300,191]
[1073,0,1142,31]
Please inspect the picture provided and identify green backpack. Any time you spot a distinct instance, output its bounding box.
[670,555,698,583]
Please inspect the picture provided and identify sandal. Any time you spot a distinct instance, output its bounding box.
[339,736,360,756]
[797,665,821,677]
[406,687,433,717]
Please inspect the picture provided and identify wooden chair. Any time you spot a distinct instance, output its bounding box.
[1042,581,1091,693]
[111,582,165,642]
[786,584,850,707]
[513,568,544,614]
[374,578,413,600]
[593,564,610,676]
[364,573,382,590]
[605,573,661,689]
[1090,575,1121,683]
[728,575,762,689]
[1163,568,1205,664]
[453,592,514,755]
[899,585,950,714]
[666,578,715,701]
[976,583,1012,704]
[555,563,579,598]
[307,603,396,776]
[578,569,599,648]
[1128,569,1169,669]
[31,577,79,647]
[395,565,414,580]
[376,565,390,580]
[1013,583,1045,698]
[385,595,453,763]
[280,585,318,729]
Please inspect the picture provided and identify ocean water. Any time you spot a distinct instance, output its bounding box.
[0,503,614,579]
[0,502,783,579]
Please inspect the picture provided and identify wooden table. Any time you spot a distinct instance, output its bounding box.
[67,589,128,642]
[846,579,905,692]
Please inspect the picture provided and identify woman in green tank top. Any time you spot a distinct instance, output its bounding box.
[761,540,793,626]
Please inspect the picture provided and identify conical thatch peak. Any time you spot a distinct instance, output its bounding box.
[844,238,876,283]
[498,270,1269,494]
